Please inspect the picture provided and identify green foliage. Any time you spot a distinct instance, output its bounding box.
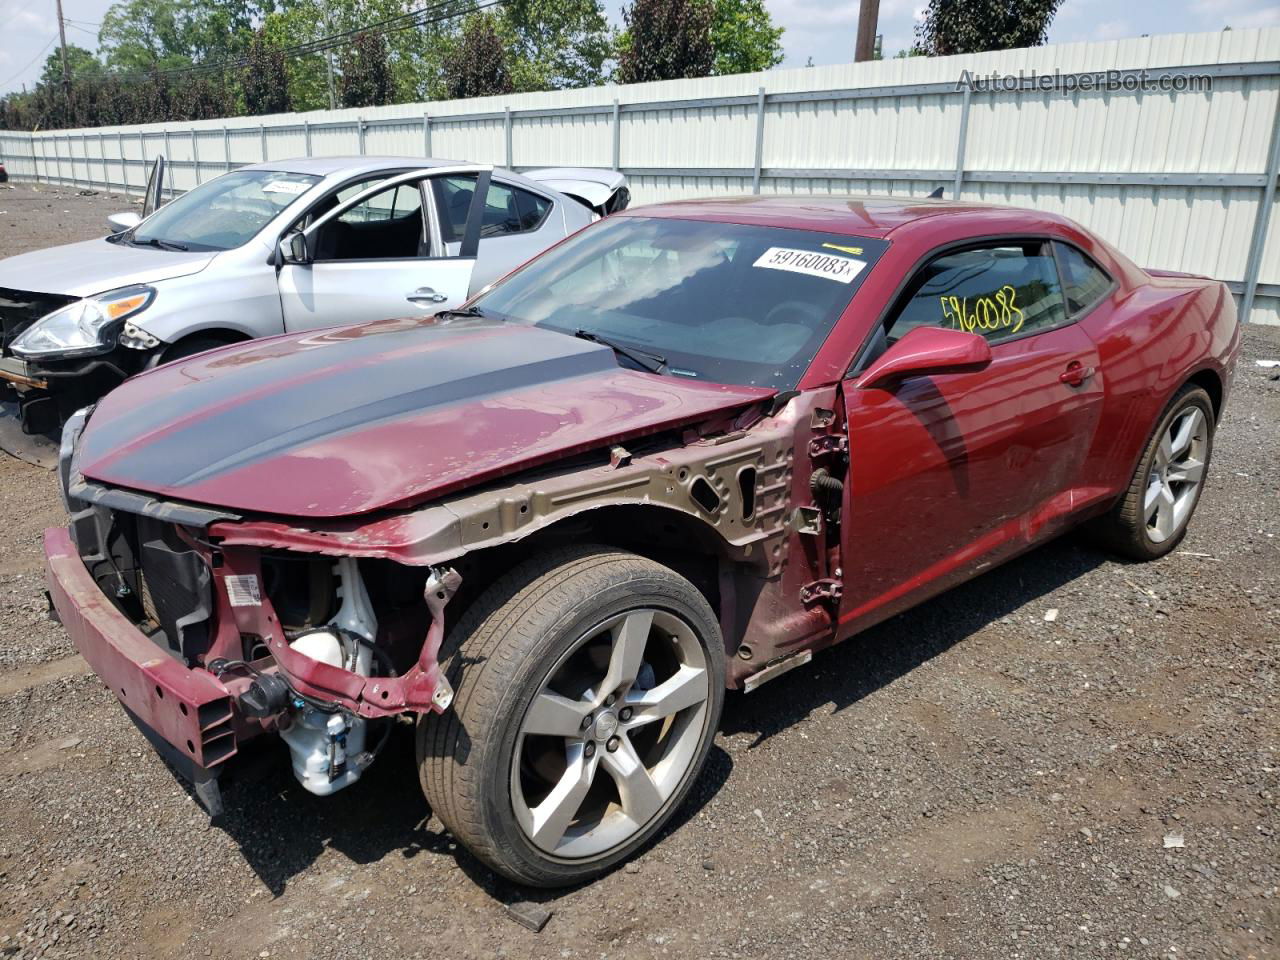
[243,28,292,115]
[339,31,394,107]
[913,0,1063,56]
[497,0,614,92]
[98,0,266,72]
[618,0,715,84]
[38,46,103,89]
[709,0,782,76]
[443,12,513,99]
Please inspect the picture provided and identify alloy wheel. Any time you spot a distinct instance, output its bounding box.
[510,607,711,859]
[1145,405,1207,543]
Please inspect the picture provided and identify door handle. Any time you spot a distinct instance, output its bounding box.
[1059,362,1095,387]
[407,287,447,304]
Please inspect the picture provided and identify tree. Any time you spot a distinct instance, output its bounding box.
[243,28,292,114]
[709,0,783,76]
[497,0,614,92]
[339,30,394,107]
[443,13,513,99]
[618,0,714,84]
[913,0,1063,56]
[38,46,103,88]
[98,0,266,72]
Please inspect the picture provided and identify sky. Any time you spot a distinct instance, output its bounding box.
[2,0,1279,97]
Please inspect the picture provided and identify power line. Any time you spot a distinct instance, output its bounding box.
[0,35,56,88]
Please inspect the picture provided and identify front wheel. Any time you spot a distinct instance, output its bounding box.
[418,546,725,887]
[1090,384,1215,560]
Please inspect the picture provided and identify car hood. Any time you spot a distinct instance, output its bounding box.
[76,317,775,518]
[0,237,216,298]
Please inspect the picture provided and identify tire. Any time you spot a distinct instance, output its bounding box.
[1090,384,1215,560]
[418,545,725,887]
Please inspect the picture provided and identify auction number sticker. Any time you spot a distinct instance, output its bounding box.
[225,574,262,607]
[263,179,312,196]
[752,247,866,284]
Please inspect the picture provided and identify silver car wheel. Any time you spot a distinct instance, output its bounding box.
[510,607,711,859]
[1145,406,1207,543]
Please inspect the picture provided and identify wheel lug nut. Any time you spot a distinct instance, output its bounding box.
[606,736,620,752]
[584,742,596,758]
[619,707,633,722]
[605,693,617,706]
[581,714,593,730]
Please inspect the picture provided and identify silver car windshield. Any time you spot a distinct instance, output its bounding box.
[129,170,321,252]
[473,215,887,390]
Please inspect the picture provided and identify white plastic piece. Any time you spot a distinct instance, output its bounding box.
[289,629,345,668]
[280,558,381,796]
[279,707,370,796]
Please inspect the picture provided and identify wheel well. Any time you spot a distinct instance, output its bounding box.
[171,329,252,350]
[1187,368,1223,421]
[447,506,730,627]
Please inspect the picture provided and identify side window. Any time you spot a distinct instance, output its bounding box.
[885,241,1068,345]
[311,181,426,262]
[1055,242,1113,315]
[432,176,552,243]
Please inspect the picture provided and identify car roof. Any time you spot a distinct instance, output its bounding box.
[239,155,459,178]
[620,194,1081,241]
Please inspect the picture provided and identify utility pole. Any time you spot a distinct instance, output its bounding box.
[54,0,72,111]
[854,0,880,62]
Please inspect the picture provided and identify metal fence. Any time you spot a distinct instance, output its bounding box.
[2,27,1278,324]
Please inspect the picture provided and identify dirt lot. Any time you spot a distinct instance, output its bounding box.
[0,183,1276,960]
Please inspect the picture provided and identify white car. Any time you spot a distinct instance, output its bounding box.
[0,156,628,439]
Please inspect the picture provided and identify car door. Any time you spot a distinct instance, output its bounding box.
[430,175,559,291]
[837,237,1104,625]
[276,166,491,331]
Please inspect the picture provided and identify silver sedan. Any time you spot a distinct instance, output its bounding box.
[0,156,629,440]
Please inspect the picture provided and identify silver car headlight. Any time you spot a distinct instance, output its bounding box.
[11,285,155,359]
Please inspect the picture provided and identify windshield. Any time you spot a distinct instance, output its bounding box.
[130,170,321,252]
[472,216,886,390]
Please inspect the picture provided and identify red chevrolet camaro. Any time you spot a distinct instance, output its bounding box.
[46,196,1238,886]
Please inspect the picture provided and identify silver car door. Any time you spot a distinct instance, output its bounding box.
[432,175,562,293]
[276,166,489,331]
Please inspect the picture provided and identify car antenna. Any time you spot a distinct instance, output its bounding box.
[927,186,945,199]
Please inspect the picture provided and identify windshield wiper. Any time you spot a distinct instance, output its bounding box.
[129,235,190,252]
[574,329,666,375]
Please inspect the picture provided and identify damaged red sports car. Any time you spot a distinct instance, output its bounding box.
[45,196,1239,887]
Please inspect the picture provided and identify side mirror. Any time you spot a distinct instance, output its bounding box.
[107,211,142,234]
[854,326,992,390]
[283,232,310,264]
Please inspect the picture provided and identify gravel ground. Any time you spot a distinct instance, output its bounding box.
[0,184,1276,960]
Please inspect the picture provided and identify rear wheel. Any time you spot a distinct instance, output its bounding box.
[418,546,724,887]
[1091,384,1214,560]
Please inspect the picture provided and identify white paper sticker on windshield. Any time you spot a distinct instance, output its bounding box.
[753,247,866,284]
[263,180,311,196]
[225,575,261,607]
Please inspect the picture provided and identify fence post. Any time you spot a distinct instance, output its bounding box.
[191,129,200,184]
[423,112,431,157]
[504,106,513,168]
[304,119,312,156]
[138,130,146,193]
[223,125,231,172]
[100,132,109,192]
[162,129,173,197]
[29,133,39,184]
[118,131,128,196]
[260,124,267,162]
[611,99,620,172]
[752,87,766,195]
[357,118,366,155]
[1240,94,1280,325]
[952,84,972,200]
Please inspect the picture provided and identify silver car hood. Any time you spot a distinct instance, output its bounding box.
[0,237,217,298]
